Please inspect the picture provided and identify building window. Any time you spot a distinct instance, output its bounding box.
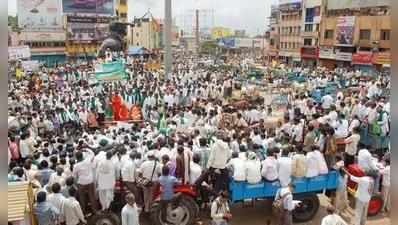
[289,27,292,34]
[305,8,315,23]
[359,29,371,40]
[304,38,312,46]
[316,24,319,32]
[324,29,334,39]
[270,39,275,46]
[380,30,390,40]
[305,24,313,32]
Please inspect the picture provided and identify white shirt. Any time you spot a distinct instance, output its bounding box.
[47,193,66,222]
[261,157,278,181]
[314,150,329,174]
[207,139,232,169]
[73,150,95,185]
[358,149,378,172]
[380,165,390,187]
[334,120,349,138]
[245,160,262,184]
[322,95,334,109]
[291,123,303,142]
[121,204,140,225]
[321,214,348,225]
[121,159,137,183]
[348,119,360,133]
[96,158,117,190]
[344,134,360,156]
[139,160,162,181]
[189,162,202,185]
[277,157,292,187]
[228,158,246,181]
[351,175,373,202]
[63,197,86,225]
[305,151,319,178]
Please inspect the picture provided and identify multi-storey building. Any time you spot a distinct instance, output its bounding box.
[300,0,324,67]
[319,0,390,70]
[267,5,280,63]
[131,15,161,51]
[278,0,302,66]
[115,0,128,22]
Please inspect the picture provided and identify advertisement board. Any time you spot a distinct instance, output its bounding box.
[234,38,264,48]
[335,50,352,61]
[20,31,66,42]
[301,47,319,59]
[372,52,391,65]
[67,16,111,41]
[319,47,336,59]
[328,0,390,10]
[17,0,63,30]
[62,0,114,15]
[352,52,373,65]
[8,46,31,61]
[335,16,355,46]
[21,60,40,71]
[211,27,232,40]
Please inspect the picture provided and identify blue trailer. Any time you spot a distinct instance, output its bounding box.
[229,171,339,223]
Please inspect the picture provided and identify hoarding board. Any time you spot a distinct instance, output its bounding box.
[335,50,352,61]
[328,0,390,10]
[335,16,356,46]
[372,52,391,65]
[21,60,40,71]
[62,0,114,15]
[211,27,232,40]
[17,0,63,31]
[95,60,127,81]
[352,52,373,65]
[67,16,111,41]
[8,46,31,61]
[319,47,336,59]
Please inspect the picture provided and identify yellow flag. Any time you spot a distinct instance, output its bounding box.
[16,68,22,79]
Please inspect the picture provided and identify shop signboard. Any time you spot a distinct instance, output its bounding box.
[62,0,114,15]
[17,0,63,31]
[319,47,336,59]
[372,52,391,65]
[335,16,356,46]
[352,52,373,65]
[8,45,31,61]
[335,50,352,61]
[301,47,319,59]
[328,0,390,10]
[211,27,232,40]
[67,16,111,41]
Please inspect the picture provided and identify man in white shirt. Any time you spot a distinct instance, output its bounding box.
[357,147,378,173]
[121,152,140,205]
[63,187,87,225]
[261,150,279,182]
[189,154,202,185]
[73,149,98,215]
[96,151,117,211]
[138,151,162,213]
[344,127,361,166]
[47,183,66,224]
[245,152,262,184]
[380,159,390,212]
[275,184,300,225]
[207,136,232,193]
[345,169,374,225]
[321,206,348,225]
[277,148,292,187]
[305,146,320,178]
[227,152,246,182]
[121,193,140,225]
[321,94,334,110]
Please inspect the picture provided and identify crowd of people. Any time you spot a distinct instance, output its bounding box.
[8,53,390,225]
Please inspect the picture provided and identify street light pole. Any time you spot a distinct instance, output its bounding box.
[164,0,172,80]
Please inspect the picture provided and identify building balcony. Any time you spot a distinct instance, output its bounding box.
[379,40,390,49]
[301,31,318,37]
[358,40,373,48]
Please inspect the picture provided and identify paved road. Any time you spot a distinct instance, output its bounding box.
[140,194,390,225]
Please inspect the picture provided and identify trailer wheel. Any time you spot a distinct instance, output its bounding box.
[292,193,320,223]
[368,194,383,217]
[150,195,198,225]
[89,212,120,225]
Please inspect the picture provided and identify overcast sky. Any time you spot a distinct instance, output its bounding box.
[8,0,277,35]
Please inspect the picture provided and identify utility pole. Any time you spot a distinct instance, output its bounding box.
[195,9,200,54]
[164,0,172,80]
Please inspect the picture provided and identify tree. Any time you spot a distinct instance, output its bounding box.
[200,40,218,54]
